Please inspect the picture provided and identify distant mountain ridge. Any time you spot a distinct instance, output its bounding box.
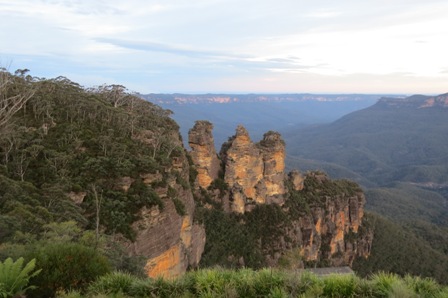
[141,94,396,147]
[285,92,448,186]
[377,93,448,108]
[142,93,393,105]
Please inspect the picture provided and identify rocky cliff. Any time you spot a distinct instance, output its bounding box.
[190,123,372,268]
[127,131,206,278]
[0,73,207,280]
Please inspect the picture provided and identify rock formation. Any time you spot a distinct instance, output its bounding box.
[218,126,287,213]
[188,123,372,269]
[188,121,220,188]
[295,172,370,266]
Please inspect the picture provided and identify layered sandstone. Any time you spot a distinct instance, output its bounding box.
[221,125,264,210]
[219,126,287,213]
[257,131,286,200]
[127,132,205,279]
[281,172,370,267]
[188,121,221,188]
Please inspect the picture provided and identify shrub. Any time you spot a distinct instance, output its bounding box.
[370,272,403,298]
[322,274,358,298]
[252,269,286,297]
[403,275,442,298]
[88,271,136,296]
[27,242,111,297]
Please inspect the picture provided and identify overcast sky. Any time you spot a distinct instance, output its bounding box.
[1,0,447,94]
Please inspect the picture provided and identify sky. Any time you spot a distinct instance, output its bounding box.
[1,0,448,94]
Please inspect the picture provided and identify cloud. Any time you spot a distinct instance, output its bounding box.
[94,38,248,59]
[1,0,448,93]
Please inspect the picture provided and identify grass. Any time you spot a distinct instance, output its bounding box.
[56,268,448,298]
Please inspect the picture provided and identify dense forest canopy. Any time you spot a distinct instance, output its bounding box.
[0,68,186,251]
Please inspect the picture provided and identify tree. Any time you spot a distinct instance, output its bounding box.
[0,68,35,132]
[94,84,131,108]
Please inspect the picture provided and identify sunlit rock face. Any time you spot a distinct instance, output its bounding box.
[188,121,220,188]
[220,125,264,211]
[296,173,371,267]
[257,131,286,201]
[218,126,288,213]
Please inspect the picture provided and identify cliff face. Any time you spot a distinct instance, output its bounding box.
[127,131,206,279]
[294,172,370,267]
[190,124,372,268]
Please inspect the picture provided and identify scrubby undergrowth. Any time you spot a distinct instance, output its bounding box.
[59,268,448,298]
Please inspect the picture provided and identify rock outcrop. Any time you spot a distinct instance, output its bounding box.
[219,126,287,213]
[220,125,265,210]
[295,172,371,266]
[189,123,372,269]
[188,121,221,188]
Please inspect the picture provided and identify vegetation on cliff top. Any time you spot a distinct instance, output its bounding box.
[0,69,181,241]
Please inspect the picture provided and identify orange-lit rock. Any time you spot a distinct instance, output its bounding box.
[145,244,184,279]
[188,121,220,188]
[219,126,288,212]
[258,131,286,199]
[221,125,264,212]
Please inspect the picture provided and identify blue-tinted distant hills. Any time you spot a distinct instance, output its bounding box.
[141,93,394,147]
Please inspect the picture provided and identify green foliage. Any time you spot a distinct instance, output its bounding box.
[0,257,41,298]
[88,271,135,296]
[352,213,448,285]
[321,274,357,298]
[172,197,186,216]
[403,275,443,298]
[0,70,186,244]
[198,209,264,268]
[26,242,111,297]
[285,97,448,283]
[61,268,448,297]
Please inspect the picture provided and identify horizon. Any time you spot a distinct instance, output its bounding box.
[1,1,448,94]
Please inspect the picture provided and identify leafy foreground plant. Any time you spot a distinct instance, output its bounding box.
[0,257,41,298]
[58,268,448,298]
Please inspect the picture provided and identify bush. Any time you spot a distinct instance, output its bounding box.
[403,275,444,298]
[88,271,136,296]
[26,242,111,297]
[322,274,358,298]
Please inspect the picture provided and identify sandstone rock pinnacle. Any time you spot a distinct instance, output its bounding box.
[188,121,221,188]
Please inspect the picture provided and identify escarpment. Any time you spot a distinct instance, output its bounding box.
[127,131,206,279]
[189,122,372,269]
